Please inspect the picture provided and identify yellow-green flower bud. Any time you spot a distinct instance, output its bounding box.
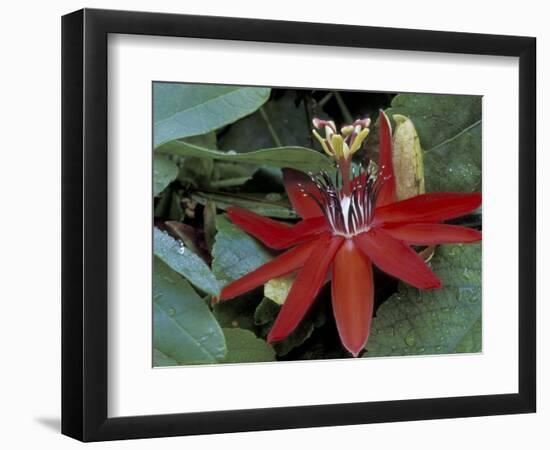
[391,114,425,200]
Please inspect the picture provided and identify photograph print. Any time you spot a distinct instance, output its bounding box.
[152,83,482,366]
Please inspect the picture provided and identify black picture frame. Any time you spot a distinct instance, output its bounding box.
[61,8,536,442]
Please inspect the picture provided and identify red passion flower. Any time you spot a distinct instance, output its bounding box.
[216,112,482,356]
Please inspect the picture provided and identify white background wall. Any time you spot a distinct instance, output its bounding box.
[0,1,546,448]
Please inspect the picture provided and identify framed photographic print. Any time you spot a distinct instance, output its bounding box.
[61,8,536,442]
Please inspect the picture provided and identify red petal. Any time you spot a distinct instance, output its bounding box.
[289,216,328,239]
[283,168,323,218]
[332,239,374,357]
[376,110,397,207]
[218,238,323,301]
[227,206,291,245]
[227,207,328,250]
[383,223,482,245]
[267,217,329,249]
[354,228,441,289]
[374,192,481,225]
[267,236,343,342]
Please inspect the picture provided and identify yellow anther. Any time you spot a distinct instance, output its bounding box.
[349,127,370,154]
[342,141,352,160]
[312,116,370,163]
[341,125,354,137]
[330,134,345,160]
[312,129,333,156]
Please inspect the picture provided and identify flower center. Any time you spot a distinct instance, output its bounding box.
[300,163,389,238]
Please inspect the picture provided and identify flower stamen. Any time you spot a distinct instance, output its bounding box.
[312,116,371,162]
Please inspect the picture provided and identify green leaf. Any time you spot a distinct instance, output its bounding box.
[153,154,178,197]
[157,140,333,173]
[254,297,281,326]
[210,162,255,188]
[153,227,220,296]
[365,243,481,357]
[213,162,253,179]
[454,318,482,353]
[386,94,481,192]
[177,157,214,188]
[221,328,276,363]
[154,186,172,218]
[209,177,252,189]
[219,90,313,152]
[184,131,218,149]
[192,191,296,219]
[177,132,219,189]
[423,122,481,192]
[211,215,273,287]
[153,257,226,365]
[168,192,184,221]
[455,317,482,353]
[153,348,178,367]
[153,84,270,148]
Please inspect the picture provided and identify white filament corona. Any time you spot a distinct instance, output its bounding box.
[299,162,389,238]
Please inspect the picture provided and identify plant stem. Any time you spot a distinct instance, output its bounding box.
[333,91,353,124]
[318,92,334,108]
[260,106,283,147]
[303,93,313,147]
